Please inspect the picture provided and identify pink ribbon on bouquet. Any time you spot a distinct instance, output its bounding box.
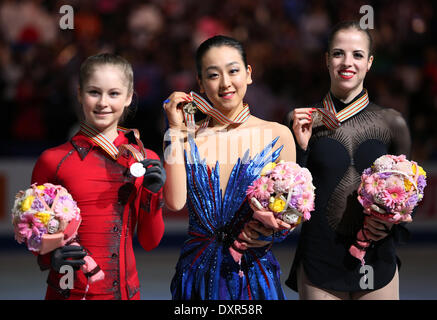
[349,218,373,266]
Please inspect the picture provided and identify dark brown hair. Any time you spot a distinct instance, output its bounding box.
[327,21,373,59]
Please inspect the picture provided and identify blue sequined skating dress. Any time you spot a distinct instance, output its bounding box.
[171,137,290,300]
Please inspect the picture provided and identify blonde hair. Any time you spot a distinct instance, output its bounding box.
[78,53,136,124]
[79,53,134,94]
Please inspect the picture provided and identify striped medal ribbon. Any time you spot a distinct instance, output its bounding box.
[79,122,147,177]
[320,89,370,130]
[183,91,251,129]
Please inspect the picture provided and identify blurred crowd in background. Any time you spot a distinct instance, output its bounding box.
[0,0,436,161]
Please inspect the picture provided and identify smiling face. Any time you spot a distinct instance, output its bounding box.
[78,64,133,139]
[326,28,373,101]
[197,45,252,120]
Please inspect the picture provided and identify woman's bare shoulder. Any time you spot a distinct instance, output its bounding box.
[248,116,292,136]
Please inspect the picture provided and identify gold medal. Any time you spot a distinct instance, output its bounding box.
[183,102,197,115]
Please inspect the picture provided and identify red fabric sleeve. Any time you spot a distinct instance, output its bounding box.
[31,143,73,185]
[136,149,165,251]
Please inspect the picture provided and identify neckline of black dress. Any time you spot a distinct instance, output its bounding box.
[329,89,366,113]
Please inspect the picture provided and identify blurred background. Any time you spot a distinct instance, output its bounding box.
[0,0,436,300]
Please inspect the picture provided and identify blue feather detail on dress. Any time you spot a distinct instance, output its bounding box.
[170,136,288,300]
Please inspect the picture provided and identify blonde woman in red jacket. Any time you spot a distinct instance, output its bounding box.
[31,53,165,300]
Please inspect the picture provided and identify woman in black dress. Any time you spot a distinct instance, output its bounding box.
[286,21,411,299]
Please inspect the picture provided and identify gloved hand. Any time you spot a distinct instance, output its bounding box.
[51,245,87,273]
[140,159,166,193]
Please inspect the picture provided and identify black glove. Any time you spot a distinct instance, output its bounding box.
[51,245,87,272]
[140,159,166,193]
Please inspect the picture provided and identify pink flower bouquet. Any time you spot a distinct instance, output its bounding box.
[349,154,427,265]
[246,160,315,230]
[229,161,316,267]
[12,183,104,286]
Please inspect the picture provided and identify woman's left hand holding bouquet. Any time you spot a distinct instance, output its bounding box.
[236,220,275,249]
[229,219,276,263]
[229,215,292,263]
[50,245,87,272]
[363,204,411,242]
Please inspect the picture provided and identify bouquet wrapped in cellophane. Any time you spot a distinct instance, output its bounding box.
[11,183,104,295]
[350,154,427,265]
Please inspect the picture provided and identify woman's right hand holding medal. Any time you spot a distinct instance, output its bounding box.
[163,92,193,129]
[291,107,316,151]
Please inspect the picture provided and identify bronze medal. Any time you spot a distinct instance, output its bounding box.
[311,109,323,128]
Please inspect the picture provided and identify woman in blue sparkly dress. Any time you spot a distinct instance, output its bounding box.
[162,35,296,300]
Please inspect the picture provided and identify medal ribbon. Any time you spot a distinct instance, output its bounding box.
[321,89,370,129]
[79,122,146,162]
[184,91,251,129]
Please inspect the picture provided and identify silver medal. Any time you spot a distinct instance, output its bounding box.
[130,162,146,177]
